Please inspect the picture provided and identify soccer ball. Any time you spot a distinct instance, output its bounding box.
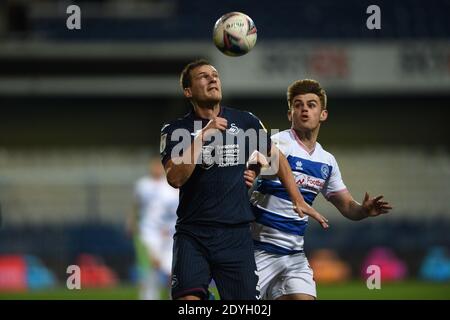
[213,12,257,57]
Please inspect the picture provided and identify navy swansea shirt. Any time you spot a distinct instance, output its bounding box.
[160,106,271,228]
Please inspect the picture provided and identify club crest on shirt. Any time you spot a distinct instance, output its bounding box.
[320,164,330,179]
[201,145,215,170]
[227,123,240,135]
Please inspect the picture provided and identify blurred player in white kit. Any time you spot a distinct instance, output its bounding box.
[128,157,178,299]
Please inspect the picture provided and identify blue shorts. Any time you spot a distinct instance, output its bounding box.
[171,224,260,300]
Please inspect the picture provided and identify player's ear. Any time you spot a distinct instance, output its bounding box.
[183,87,192,99]
[287,108,292,122]
[320,109,328,122]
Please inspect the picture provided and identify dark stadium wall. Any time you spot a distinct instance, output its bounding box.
[1,94,449,148]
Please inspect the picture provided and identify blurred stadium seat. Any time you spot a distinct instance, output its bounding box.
[11,0,450,41]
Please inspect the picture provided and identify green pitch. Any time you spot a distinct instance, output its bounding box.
[0,281,448,300]
[316,281,450,300]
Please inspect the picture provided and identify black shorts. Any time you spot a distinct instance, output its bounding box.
[171,224,260,300]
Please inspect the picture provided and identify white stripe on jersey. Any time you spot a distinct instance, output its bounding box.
[251,223,305,252]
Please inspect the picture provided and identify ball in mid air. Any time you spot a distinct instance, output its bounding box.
[213,12,257,57]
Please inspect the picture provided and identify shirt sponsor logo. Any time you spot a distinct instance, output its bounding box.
[296,173,325,192]
[200,144,240,169]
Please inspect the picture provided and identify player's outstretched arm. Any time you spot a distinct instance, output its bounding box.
[329,191,393,221]
[271,145,329,229]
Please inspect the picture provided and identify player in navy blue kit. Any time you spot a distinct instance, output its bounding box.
[160,60,328,300]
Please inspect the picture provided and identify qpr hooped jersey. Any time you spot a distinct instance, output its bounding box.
[250,129,347,255]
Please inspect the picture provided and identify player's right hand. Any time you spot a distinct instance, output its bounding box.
[244,169,257,188]
[201,116,228,141]
[293,200,329,229]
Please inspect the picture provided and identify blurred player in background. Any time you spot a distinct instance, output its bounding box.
[160,60,328,300]
[248,79,393,300]
[127,157,178,299]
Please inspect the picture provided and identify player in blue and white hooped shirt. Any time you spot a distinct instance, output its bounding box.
[248,79,393,300]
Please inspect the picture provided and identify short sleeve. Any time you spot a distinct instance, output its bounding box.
[160,122,191,166]
[270,132,291,158]
[321,155,347,200]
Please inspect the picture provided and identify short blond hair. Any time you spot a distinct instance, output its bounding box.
[287,79,327,110]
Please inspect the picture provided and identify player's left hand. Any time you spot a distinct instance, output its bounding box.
[293,200,329,229]
[362,192,393,217]
[244,169,257,188]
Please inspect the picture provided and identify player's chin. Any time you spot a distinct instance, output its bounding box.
[206,94,221,104]
[297,122,315,130]
[293,124,309,131]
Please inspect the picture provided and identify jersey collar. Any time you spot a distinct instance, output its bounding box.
[189,105,224,121]
[290,128,316,155]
